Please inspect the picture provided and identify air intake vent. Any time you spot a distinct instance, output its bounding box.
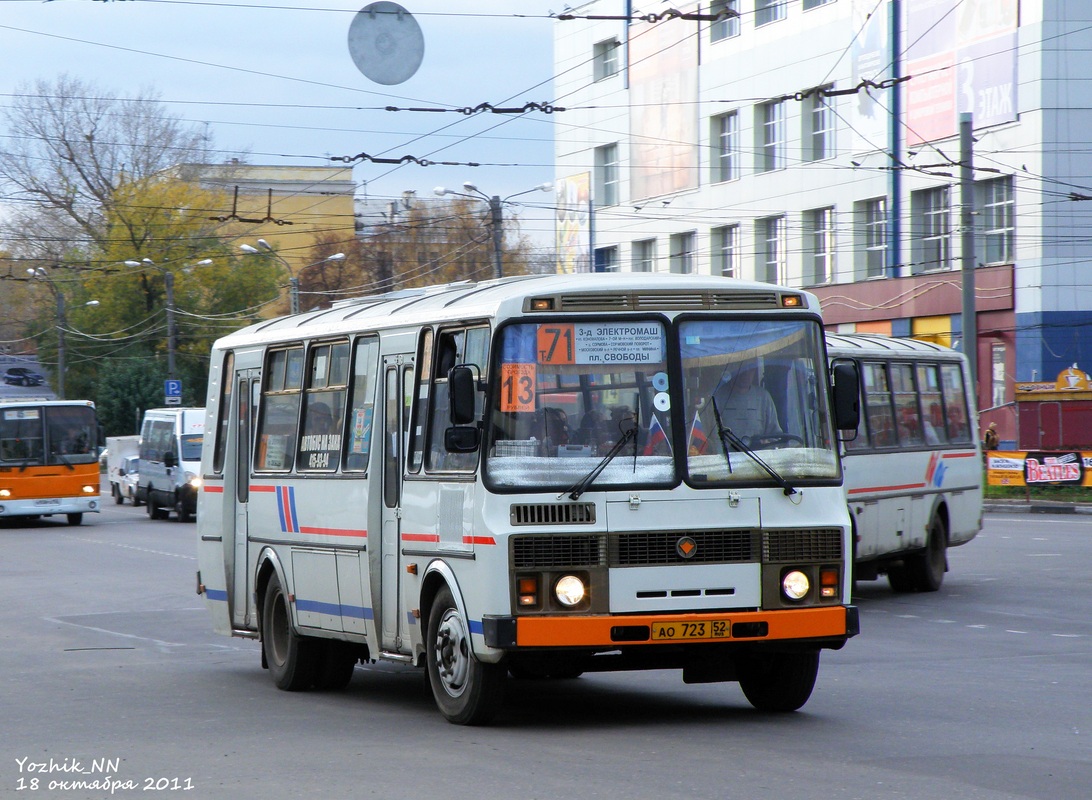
[611,529,760,566]
[512,534,607,569]
[511,502,597,526]
[763,529,843,563]
[551,290,783,312]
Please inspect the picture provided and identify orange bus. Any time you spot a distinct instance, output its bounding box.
[0,399,101,525]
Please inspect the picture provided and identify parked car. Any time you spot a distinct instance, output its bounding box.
[3,366,46,386]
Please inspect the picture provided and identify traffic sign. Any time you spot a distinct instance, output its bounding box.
[164,380,182,397]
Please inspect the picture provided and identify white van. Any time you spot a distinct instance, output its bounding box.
[138,407,205,521]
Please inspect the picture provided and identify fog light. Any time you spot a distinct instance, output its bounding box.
[517,576,538,607]
[782,570,810,601]
[555,575,586,607]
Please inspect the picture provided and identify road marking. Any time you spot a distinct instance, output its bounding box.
[63,534,196,560]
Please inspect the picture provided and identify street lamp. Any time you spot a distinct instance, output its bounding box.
[239,242,346,313]
[434,182,553,280]
[124,258,212,382]
[26,267,99,400]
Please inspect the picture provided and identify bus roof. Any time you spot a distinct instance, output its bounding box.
[825,333,964,357]
[0,398,95,408]
[214,273,820,350]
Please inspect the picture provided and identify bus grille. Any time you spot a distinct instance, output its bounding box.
[611,530,759,565]
[762,529,843,562]
[511,530,760,569]
[512,535,606,569]
[510,502,596,526]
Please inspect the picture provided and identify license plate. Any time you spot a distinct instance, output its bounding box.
[34,499,61,506]
[651,619,730,641]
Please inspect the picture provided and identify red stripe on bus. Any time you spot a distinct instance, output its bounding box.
[402,533,441,543]
[846,482,926,495]
[299,526,368,538]
[250,485,277,492]
[203,485,224,493]
[942,451,978,459]
[463,535,496,545]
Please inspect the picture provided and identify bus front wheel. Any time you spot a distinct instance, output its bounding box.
[426,586,504,725]
[737,651,819,712]
[261,574,318,691]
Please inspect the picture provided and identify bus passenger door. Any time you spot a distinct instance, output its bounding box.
[379,360,413,652]
[232,370,260,628]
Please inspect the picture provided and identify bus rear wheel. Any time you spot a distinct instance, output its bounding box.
[737,651,820,712]
[261,574,318,691]
[426,586,504,725]
[889,514,947,593]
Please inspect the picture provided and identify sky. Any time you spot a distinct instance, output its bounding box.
[0,0,564,245]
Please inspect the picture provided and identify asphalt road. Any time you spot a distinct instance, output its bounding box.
[2,499,1089,800]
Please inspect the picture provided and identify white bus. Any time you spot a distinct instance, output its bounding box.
[826,334,983,592]
[196,273,862,724]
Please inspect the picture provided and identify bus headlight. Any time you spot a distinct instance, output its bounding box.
[781,570,810,601]
[81,485,97,494]
[185,472,202,488]
[0,489,10,498]
[555,575,587,607]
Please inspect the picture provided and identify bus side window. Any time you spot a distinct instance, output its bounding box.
[256,346,303,471]
[862,362,895,448]
[427,325,488,472]
[916,363,947,445]
[891,363,923,446]
[344,336,380,472]
[940,362,972,442]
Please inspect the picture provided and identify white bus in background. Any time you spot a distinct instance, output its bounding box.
[826,334,983,592]
[196,273,862,725]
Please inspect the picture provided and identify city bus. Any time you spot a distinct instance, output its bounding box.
[0,399,101,525]
[196,273,861,724]
[826,334,983,592]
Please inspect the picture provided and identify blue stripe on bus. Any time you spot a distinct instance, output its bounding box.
[205,588,228,601]
[296,598,374,620]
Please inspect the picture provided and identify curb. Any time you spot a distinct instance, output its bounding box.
[984,501,1092,515]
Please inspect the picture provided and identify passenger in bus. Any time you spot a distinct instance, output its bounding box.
[540,406,570,454]
[712,366,782,441]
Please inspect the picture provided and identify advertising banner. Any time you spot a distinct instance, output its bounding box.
[986,451,1092,487]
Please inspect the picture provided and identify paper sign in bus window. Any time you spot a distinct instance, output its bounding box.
[538,323,664,365]
[500,363,537,412]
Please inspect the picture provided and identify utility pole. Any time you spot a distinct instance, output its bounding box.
[960,112,978,392]
[489,194,504,280]
[164,269,177,382]
[55,290,66,400]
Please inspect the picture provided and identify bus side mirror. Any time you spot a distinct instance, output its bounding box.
[831,360,860,432]
[445,426,481,453]
[164,451,177,468]
[449,365,478,426]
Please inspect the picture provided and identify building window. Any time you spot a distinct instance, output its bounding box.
[756,0,786,26]
[757,100,785,173]
[593,38,621,81]
[912,186,950,272]
[594,245,619,273]
[711,111,740,183]
[803,0,834,9]
[712,225,740,278]
[757,216,785,284]
[805,207,835,285]
[978,176,1014,264]
[860,196,886,277]
[632,239,656,272]
[670,231,697,274]
[807,88,834,161]
[710,0,740,42]
[991,343,1007,409]
[594,143,619,207]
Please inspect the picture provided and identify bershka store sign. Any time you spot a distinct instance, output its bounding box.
[987,451,1092,487]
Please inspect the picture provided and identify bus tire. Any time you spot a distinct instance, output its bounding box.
[889,514,947,593]
[176,497,192,524]
[426,585,505,725]
[261,574,318,691]
[737,650,819,712]
[66,513,83,526]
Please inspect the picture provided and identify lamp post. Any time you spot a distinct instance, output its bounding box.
[434,182,553,280]
[240,242,346,313]
[26,267,99,400]
[124,258,212,382]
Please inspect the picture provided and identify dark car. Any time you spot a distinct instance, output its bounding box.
[3,367,46,386]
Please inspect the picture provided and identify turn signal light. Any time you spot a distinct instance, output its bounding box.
[820,567,839,598]
[517,576,538,607]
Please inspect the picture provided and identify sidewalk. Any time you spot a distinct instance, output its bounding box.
[983,499,1092,515]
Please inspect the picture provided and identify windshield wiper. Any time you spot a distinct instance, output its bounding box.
[560,415,639,501]
[710,397,797,496]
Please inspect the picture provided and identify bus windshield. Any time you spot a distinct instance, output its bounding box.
[0,404,98,466]
[484,316,840,491]
[486,319,676,490]
[679,318,840,485]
